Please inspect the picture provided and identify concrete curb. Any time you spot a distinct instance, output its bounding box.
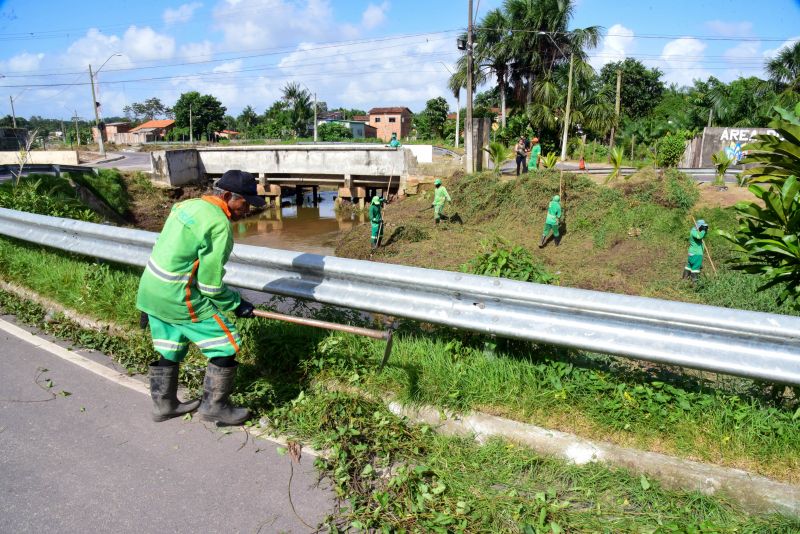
[385,402,800,518]
[321,381,799,518]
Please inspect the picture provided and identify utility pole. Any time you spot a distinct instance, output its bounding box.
[61,119,67,147]
[313,92,318,143]
[559,52,574,162]
[72,110,81,146]
[9,96,16,128]
[455,89,460,149]
[189,103,193,144]
[609,68,622,153]
[88,64,105,157]
[465,0,474,173]
[707,108,713,128]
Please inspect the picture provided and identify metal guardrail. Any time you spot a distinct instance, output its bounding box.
[0,163,97,177]
[0,207,799,384]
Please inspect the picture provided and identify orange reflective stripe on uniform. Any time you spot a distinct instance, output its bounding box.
[186,260,200,322]
[213,314,240,352]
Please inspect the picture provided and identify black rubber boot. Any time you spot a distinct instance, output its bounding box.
[554,235,561,247]
[682,269,689,280]
[690,272,699,283]
[149,363,200,422]
[197,361,251,426]
[538,235,546,248]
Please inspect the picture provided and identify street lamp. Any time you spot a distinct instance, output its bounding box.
[89,53,122,157]
[439,62,460,149]
[537,31,574,162]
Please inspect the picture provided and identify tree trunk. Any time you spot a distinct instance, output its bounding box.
[500,73,507,128]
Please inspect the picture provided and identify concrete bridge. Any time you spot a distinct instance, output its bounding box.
[150,144,427,207]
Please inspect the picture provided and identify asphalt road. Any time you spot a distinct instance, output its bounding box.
[90,151,152,171]
[0,316,333,533]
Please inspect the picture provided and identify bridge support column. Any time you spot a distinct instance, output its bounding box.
[295,186,304,207]
[312,185,318,207]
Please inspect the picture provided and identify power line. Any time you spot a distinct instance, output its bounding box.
[479,27,798,43]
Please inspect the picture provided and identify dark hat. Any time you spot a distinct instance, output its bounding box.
[216,169,266,207]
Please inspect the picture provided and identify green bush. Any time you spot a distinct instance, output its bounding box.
[67,169,130,216]
[317,122,353,141]
[461,238,557,284]
[662,169,700,210]
[656,134,686,167]
[0,175,99,221]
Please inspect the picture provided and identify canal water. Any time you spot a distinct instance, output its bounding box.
[231,190,366,256]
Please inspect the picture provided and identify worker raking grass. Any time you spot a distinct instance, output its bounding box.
[136,169,265,426]
[682,219,708,282]
[432,178,451,224]
[539,195,562,248]
[370,195,385,249]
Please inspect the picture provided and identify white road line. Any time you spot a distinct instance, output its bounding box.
[0,317,323,457]
[0,318,149,395]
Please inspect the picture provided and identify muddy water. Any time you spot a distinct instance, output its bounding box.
[231,190,366,256]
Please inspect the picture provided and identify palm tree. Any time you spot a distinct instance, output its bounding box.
[281,82,312,137]
[503,0,601,105]
[474,8,513,127]
[767,40,800,93]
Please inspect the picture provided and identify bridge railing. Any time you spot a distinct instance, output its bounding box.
[0,207,798,385]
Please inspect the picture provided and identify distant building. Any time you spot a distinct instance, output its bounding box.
[102,119,175,144]
[92,121,132,143]
[216,129,240,140]
[0,127,26,150]
[367,107,412,142]
[318,119,377,139]
[351,115,369,123]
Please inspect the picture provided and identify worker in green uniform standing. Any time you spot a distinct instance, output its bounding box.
[370,195,385,249]
[528,137,542,171]
[433,178,451,224]
[682,219,708,282]
[539,195,562,248]
[137,169,265,426]
[388,132,402,147]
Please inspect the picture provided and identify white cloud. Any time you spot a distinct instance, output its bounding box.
[180,40,214,62]
[763,36,800,59]
[6,52,45,72]
[212,0,336,50]
[61,26,174,70]
[212,59,242,73]
[361,1,389,29]
[590,23,633,70]
[163,2,203,25]
[122,26,176,61]
[705,20,753,37]
[660,37,708,86]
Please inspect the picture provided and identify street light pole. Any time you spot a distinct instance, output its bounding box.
[313,91,318,143]
[9,95,16,128]
[88,53,121,157]
[88,64,105,157]
[465,0,474,173]
[189,103,193,144]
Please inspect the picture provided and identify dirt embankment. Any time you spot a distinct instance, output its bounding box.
[122,173,207,231]
[336,168,749,301]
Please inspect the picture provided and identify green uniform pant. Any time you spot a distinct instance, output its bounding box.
[685,254,703,274]
[542,221,559,238]
[434,203,444,221]
[148,313,241,363]
[371,222,383,245]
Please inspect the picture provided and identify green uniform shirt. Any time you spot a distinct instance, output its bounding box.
[688,227,706,256]
[370,203,383,224]
[389,138,401,147]
[528,144,541,169]
[136,197,241,324]
[433,185,451,206]
[545,199,561,225]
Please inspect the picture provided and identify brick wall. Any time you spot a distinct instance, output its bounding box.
[369,112,412,141]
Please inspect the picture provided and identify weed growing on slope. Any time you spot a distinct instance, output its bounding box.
[0,175,99,221]
[67,169,130,216]
[461,237,557,283]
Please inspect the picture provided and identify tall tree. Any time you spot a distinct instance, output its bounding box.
[281,82,313,137]
[173,91,226,141]
[599,58,664,119]
[416,97,450,139]
[237,105,260,132]
[123,97,171,122]
[474,8,513,126]
[767,40,800,93]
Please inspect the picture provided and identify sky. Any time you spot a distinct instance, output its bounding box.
[0,0,798,123]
